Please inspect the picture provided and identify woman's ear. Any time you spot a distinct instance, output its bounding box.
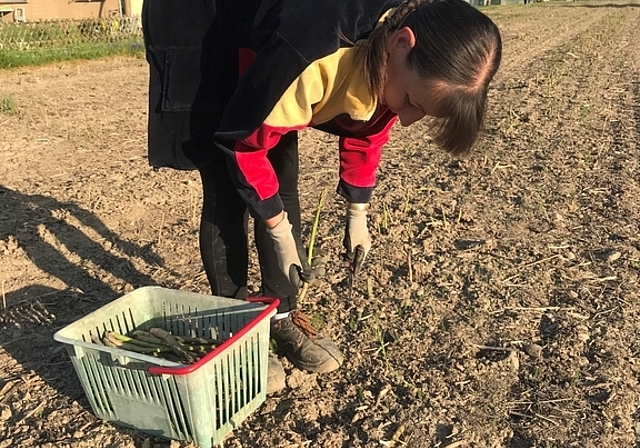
[386,26,417,55]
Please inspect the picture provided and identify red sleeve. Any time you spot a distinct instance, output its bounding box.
[225,121,308,220]
[337,115,397,203]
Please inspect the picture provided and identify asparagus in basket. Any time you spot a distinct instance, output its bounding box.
[98,327,222,364]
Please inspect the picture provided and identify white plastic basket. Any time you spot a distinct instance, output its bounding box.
[53,286,278,447]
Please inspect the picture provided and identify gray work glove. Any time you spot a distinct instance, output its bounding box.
[343,203,372,274]
[267,212,312,289]
[307,248,329,288]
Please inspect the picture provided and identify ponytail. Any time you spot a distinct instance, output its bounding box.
[364,0,433,102]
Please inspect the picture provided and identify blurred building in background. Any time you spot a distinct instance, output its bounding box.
[0,0,143,23]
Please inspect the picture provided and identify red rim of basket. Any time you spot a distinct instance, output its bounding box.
[148,297,280,375]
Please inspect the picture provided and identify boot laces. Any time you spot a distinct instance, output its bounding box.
[290,310,318,339]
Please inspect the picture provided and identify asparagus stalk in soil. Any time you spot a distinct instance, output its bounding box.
[297,187,327,303]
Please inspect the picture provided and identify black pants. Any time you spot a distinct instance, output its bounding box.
[144,0,300,311]
[198,132,301,312]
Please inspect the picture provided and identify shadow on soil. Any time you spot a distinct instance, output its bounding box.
[0,185,161,427]
[0,185,162,306]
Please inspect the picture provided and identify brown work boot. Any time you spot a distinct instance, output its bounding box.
[270,310,344,373]
[267,353,286,395]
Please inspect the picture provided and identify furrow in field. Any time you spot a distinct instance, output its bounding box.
[492,4,612,76]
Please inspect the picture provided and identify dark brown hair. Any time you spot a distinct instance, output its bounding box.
[364,0,502,156]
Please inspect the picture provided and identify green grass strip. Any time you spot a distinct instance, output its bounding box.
[0,39,144,69]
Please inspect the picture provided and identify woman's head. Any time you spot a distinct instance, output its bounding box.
[365,0,502,156]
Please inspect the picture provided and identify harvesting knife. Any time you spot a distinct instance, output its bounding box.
[347,245,366,299]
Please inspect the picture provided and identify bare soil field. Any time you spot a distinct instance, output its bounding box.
[1,2,640,447]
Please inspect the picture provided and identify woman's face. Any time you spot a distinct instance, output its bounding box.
[382,27,441,126]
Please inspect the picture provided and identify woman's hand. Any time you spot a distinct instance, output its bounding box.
[266,212,312,288]
[343,203,372,274]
